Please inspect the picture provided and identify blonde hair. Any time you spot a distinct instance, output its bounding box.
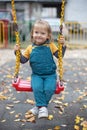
[30,19,53,42]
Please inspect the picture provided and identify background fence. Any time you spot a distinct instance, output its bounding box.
[0,20,87,48]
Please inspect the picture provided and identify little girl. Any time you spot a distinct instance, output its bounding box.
[14,20,66,118]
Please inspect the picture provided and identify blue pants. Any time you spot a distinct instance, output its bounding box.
[31,73,57,107]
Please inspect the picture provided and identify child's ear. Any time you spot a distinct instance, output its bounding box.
[47,35,50,40]
[47,38,49,40]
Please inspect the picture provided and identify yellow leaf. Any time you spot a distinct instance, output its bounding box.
[56,95,65,100]
[27,116,36,123]
[53,100,62,104]
[75,115,81,124]
[25,110,36,123]
[48,115,54,120]
[77,96,83,100]
[25,113,34,119]
[75,119,80,124]
[80,118,84,121]
[74,125,80,130]
[25,99,35,105]
[15,113,22,118]
[63,103,68,107]
[54,126,60,130]
[0,94,7,100]
[6,75,12,78]
[20,119,26,122]
[82,128,87,130]
[81,121,87,128]
[83,105,87,108]
[76,115,80,120]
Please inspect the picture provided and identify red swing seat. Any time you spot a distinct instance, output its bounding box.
[12,78,64,94]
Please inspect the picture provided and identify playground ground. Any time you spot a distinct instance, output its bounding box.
[0,49,87,130]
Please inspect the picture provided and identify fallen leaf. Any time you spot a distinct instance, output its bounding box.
[56,95,65,100]
[7,104,14,108]
[59,111,63,114]
[6,106,11,110]
[81,120,87,128]
[25,113,34,119]
[6,74,12,78]
[9,111,15,114]
[25,111,36,123]
[75,115,81,124]
[55,105,64,112]
[1,120,6,122]
[82,128,87,130]
[54,126,60,130]
[74,125,80,130]
[48,115,54,120]
[20,119,26,122]
[53,100,63,105]
[63,103,68,107]
[25,99,35,105]
[13,100,20,104]
[0,94,7,100]
[83,105,87,109]
[21,123,25,126]
[15,113,22,118]
[61,124,67,127]
[14,119,20,122]
[27,116,36,123]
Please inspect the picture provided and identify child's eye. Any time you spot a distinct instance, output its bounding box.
[35,31,38,34]
[41,32,45,35]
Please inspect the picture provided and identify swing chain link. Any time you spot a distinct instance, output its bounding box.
[58,0,65,81]
[11,0,21,79]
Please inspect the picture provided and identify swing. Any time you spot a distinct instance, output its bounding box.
[12,78,64,94]
[11,0,65,94]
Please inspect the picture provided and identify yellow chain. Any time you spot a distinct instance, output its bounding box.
[11,0,21,78]
[58,0,65,80]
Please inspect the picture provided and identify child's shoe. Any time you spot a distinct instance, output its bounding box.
[30,106,38,115]
[38,107,48,118]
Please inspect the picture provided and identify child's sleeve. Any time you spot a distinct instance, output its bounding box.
[20,45,32,64]
[23,45,32,58]
[50,42,66,58]
[49,42,58,54]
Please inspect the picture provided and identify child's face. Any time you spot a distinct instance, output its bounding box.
[32,24,49,45]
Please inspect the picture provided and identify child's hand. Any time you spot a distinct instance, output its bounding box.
[58,35,65,46]
[14,44,20,51]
